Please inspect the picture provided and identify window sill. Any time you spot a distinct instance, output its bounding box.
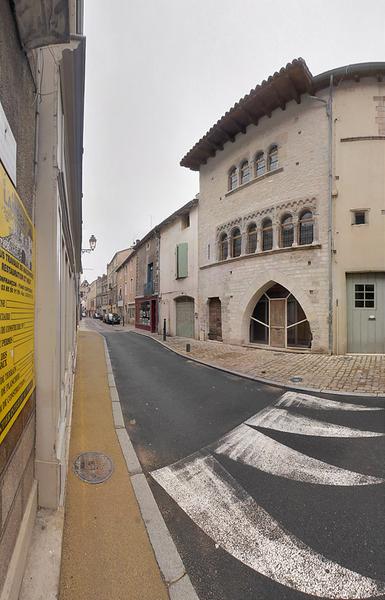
[200,242,321,270]
[225,167,284,197]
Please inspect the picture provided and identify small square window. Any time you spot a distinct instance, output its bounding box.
[352,211,367,225]
[354,283,376,308]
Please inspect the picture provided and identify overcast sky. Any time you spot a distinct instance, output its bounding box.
[81,0,385,282]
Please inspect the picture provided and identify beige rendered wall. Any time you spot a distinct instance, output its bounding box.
[197,95,330,351]
[332,78,385,354]
[159,205,199,337]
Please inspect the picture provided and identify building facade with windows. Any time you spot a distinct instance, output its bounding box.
[158,199,199,338]
[106,248,130,314]
[117,249,137,324]
[0,1,85,596]
[135,231,160,332]
[181,59,385,354]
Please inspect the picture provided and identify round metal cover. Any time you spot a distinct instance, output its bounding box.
[73,452,113,484]
[290,376,303,383]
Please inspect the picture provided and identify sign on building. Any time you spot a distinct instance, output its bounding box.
[0,162,34,444]
[0,101,16,186]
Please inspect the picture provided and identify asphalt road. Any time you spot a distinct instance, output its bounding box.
[88,320,385,600]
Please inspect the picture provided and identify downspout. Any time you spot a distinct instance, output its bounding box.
[327,75,334,355]
[308,76,334,353]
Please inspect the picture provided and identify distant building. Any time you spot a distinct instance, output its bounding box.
[106,248,131,314]
[134,231,160,332]
[116,249,136,323]
[87,279,97,316]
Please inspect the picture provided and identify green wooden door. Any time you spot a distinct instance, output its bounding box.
[175,297,194,338]
[347,273,385,353]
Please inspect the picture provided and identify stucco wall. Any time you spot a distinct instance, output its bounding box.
[332,78,385,353]
[197,95,330,351]
[135,235,159,297]
[159,205,199,336]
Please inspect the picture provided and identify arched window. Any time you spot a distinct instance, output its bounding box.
[299,210,314,245]
[255,152,265,177]
[280,214,294,248]
[240,161,250,184]
[268,145,278,171]
[228,167,237,191]
[247,223,257,253]
[219,232,228,260]
[262,218,273,251]
[231,228,242,257]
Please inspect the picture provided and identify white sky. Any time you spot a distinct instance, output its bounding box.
[81,0,385,282]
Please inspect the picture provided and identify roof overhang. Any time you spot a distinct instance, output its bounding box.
[181,59,385,171]
[180,58,313,171]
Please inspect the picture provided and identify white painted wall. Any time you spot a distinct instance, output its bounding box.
[159,204,199,337]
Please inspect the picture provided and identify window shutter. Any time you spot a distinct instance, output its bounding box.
[177,243,188,278]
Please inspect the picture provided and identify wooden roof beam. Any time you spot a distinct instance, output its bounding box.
[240,107,259,126]
[228,116,247,134]
[285,74,301,104]
[269,82,287,110]
[218,125,235,143]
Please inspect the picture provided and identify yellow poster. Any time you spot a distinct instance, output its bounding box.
[0,162,35,445]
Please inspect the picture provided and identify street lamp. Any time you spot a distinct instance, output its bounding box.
[81,234,97,254]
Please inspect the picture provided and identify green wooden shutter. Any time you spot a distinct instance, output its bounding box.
[176,243,188,278]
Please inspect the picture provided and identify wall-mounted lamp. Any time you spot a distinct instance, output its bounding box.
[81,234,97,254]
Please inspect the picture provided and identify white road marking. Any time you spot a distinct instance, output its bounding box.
[152,452,385,598]
[246,407,384,437]
[213,424,384,486]
[276,391,384,412]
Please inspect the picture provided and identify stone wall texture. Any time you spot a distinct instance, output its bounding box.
[197,95,330,352]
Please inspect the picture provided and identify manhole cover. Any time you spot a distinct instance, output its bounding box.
[290,376,303,383]
[73,452,113,484]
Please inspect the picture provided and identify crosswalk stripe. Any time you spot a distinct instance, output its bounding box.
[246,407,384,437]
[152,452,385,599]
[213,424,384,486]
[276,391,384,412]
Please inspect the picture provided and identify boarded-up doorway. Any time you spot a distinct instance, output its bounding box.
[175,296,194,338]
[208,297,222,341]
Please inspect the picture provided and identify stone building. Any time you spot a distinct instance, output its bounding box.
[135,231,160,332]
[95,274,107,317]
[158,199,199,338]
[116,248,136,324]
[106,248,131,314]
[80,279,89,314]
[87,279,97,317]
[0,1,85,596]
[181,58,385,354]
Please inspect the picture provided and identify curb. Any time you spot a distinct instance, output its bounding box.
[102,337,199,600]
[129,330,385,401]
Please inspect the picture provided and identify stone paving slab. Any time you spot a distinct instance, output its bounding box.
[130,328,385,396]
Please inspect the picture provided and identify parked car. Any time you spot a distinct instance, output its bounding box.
[105,313,121,325]
[93,312,102,319]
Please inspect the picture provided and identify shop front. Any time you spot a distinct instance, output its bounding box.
[135,296,158,332]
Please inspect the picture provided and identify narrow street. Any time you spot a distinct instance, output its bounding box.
[87,319,385,600]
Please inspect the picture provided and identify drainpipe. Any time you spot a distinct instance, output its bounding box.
[308,74,334,354]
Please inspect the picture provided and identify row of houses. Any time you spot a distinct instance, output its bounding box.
[87,58,385,355]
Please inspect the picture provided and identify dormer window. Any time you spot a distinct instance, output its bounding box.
[240,161,250,184]
[228,167,238,191]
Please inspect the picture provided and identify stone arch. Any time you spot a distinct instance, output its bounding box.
[239,270,315,347]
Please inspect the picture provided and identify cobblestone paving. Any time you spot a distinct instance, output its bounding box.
[133,329,385,396]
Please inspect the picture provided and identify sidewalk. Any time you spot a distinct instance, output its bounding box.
[59,330,168,600]
[129,328,385,397]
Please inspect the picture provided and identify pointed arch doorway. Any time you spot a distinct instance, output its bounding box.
[250,283,312,349]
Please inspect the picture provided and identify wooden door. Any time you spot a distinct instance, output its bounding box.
[270,299,286,347]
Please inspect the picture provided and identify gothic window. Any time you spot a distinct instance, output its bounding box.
[280,214,294,248]
[240,161,250,184]
[262,218,273,251]
[299,210,314,245]
[219,232,228,260]
[268,145,278,171]
[255,152,265,177]
[231,227,242,257]
[247,223,257,253]
[228,167,237,191]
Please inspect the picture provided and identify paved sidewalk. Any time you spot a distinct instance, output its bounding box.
[59,330,168,600]
[131,329,385,396]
